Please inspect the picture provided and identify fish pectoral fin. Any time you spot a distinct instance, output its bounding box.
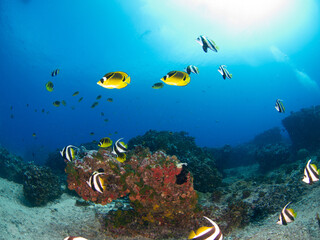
[202,45,208,52]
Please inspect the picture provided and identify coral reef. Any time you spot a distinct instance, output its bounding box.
[45,150,66,174]
[128,130,222,193]
[255,143,291,172]
[252,127,283,147]
[282,105,320,151]
[0,145,26,183]
[23,164,62,206]
[66,146,201,239]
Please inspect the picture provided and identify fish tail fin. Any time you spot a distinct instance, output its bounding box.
[230,73,233,78]
[188,230,196,239]
[288,208,297,218]
[311,164,318,171]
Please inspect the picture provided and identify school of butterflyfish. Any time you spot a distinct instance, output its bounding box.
[26,33,310,240]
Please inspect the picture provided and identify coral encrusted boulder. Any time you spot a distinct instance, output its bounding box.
[282,105,320,151]
[23,164,62,206]
[128,130,222,192]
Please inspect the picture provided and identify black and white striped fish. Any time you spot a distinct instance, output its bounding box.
[275,99,285,113]
[218,65,232,80]
[112,138,127,156]
[185,65,199,75]
[64,237,88,240]
[60,145,77,162]
[51,69,60,77]
[277,202,296,225]
[188,216,223,240]
[302,159,319,185]
[196,35,219,53]
[86,169,105,194]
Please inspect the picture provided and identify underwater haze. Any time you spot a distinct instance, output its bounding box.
[0,0,320,163]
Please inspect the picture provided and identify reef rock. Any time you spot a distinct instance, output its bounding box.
[23,164,62,206]
[255,143,291,172]
[282,105,320,151]
[128,130,222,192]
[0,145,26,183]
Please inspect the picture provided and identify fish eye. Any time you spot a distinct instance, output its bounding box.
[100,78,104,83]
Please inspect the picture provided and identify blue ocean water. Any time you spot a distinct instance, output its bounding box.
[0,0,319,164]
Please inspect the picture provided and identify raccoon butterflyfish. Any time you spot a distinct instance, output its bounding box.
[60,145,77,162]
[275,99,285,113]
[98,137,113,148]
[90,132,95,135]
[51,69,60,77]
[61,100,67,106]
[104,118,109,122]
[152,82,164,89]
[116,152,126,163]
[97,71,131,89]
[196,35,219,53]
[96,95,102,100]
[107,98,113,102]
[32,133,36,137]
[91,102,99,108]
[218,65,232,80]
[277,202,297,225]
[78,97,83,102]
[188,216,222,240]
[86,169,106,193]
[41,109,45,113]
[72,91,79,96]
[161,71,190,87]
[45,81,54,92]
[302,159,319,185]
[53,101,60,107]
[184,65,199,75]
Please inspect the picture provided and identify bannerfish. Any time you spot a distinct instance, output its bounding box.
[45,81,54,92]
[53,101,60,107]
[60,145,77,162]
[152,82,164,89]
[275,99,285,113]
[196,35,219,53]
[90,132,94,135]
[51,69,60,77]
[277,202,296,225]
[184,65,199,75]
[78,97,83,102]
[161,71,190,87]
[98,137,113,148]
[96,95,102,100]
[61,100,67,106]
[302,159,319,185]
[218,65,232,80]
[97,71,131,89]
[86,169,106,193]
[107,98,113,102]
[64,237,88,240]
[91,102,99,108]
[112,138,128,163]
[72,91,79,96]
[188,216,223,240]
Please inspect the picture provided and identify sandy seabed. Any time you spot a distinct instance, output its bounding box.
[0,177,320,240]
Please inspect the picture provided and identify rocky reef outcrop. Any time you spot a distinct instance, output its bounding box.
[66,146,201,239]
[23,164,63,206]
[282,105,320,151]
[128,130,222,193]
[255,143,291,172]
[0,145,26,183]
